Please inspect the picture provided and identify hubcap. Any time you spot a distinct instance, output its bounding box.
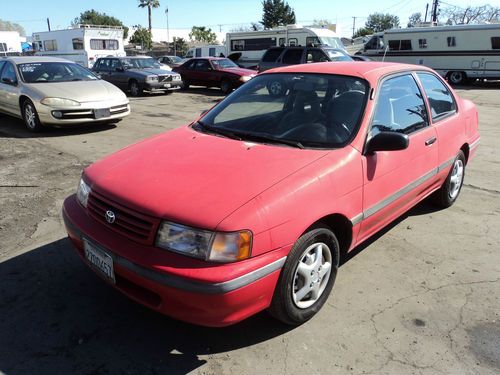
[25,104,36,129]
[292,242,332,309]
[131,83,139,96]
[270,81,282,95]
[449,158,464,200]
[450,72,463,84]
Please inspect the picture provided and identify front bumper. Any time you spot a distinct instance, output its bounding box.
[62,194,288,327]
[36,101,130,125]
[143,79,183,91]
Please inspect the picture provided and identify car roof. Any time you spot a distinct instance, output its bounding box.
[2,56,76,64]
[263,61,435,82]
[188,57,228,61]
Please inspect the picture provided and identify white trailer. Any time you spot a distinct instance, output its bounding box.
[0,31,22,55]
[359,24,500,84]
[226,25,345,68]
[184,45,226,59]
[33,25,125,68]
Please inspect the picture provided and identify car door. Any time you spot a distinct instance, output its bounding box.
[358,73,438,242]
[0,61,21,116]
[108,58,127,89]
[94,58,111,82]
[193,59,216,86]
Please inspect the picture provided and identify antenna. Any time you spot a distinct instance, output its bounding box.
[382,45,389,62]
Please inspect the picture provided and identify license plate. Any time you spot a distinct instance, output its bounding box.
[164,83,171,88]
[94,108,111,119]
[84,239,115,283]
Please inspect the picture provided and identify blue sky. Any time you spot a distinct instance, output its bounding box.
[2,0,497,37]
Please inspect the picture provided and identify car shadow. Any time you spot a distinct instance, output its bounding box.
[0,238,293,375]
[0,115,117,139]
[452,79,500,90]
[176,87,226,99]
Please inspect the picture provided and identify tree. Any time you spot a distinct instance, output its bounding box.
[261,0,296,29]
[352,27,373,38]
[171,37,188,56]
[129,26,153,49]
[230,23,264,32]
[365,13,400,32]
[189,26,218,44]
[0,19,26,36]
[407,12,422,27]
[138,0,160,32]
[441,4,500,24]
[73,10,129,38]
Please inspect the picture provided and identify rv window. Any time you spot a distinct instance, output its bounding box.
[209,48,216,57]
[43,40,58,51]
[388,39,412,51]
[388,40,400,51]
[416,73,456,121]
[232,38,276,51]
[72,38,84,50]
[0,43,6,52]
[418,39,427,49]
[232,40,244,51]
[282,48,303,64]
[288,38,298,46]
[195,48,202,57]
[90,39,119,50]
[491,37,500,49]
[306,36,321,46]
[400,40,412,50]
[447,37,456,47]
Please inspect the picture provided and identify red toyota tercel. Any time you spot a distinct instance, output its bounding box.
[63,62,479,327]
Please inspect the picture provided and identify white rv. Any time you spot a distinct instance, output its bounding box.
[184,45,226,59]
[33,25,125,68]
[226,25,345,67]
[359,24,500,84]
[0,31,22,55]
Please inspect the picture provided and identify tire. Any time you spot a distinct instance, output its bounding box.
[267,80,286,97]
[432,150,465,208]
[129,80,142,97]
[220,79,232,95]
[269,226,339,325]
[181,76,190,90]
[22,99,43,132]
[448,71,467,85]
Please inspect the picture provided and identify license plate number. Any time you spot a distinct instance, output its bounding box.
[94,108,111,119]
[84,239,115,283]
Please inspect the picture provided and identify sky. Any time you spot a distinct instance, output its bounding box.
[2,0,499,38]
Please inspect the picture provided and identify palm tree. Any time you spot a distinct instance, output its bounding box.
[138,0,160,32]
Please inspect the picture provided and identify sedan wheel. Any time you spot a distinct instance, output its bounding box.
[432,150,466,207]
[269,227,339,325]
[22,100,43,132]
[267,80,285,96]
[129,81,142,97]
[220,79,232,95]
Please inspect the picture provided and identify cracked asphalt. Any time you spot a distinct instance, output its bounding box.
[0,84,499,375]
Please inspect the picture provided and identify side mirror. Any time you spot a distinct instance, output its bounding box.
[365,131,409,154]
[1,77,16,85]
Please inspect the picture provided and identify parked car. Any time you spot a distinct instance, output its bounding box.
[0,56,129,132]
[157,55,184,68]
[63,62,479,327]
[258,46,353,73]
[173,57,256,94]
[92,56,182,96]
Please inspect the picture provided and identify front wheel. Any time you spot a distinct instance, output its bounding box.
[269,227,339,325]
[220,79,232,94]
[267,80,286,96]
[22,99,43,132]
[129,80,142,97]
[432,150,465,208]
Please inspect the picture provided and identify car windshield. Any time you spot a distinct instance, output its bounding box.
[17,62,99,83]
[324,49,353,61]
[122,58,161,69]
[195,73,368,148]
[318,37,345,49]
[212,59,238,69]
[169,56,183,63]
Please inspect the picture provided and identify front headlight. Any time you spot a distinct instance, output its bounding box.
[76,178,91,208]
[156,222,252,262]
[41,97,81,107]
[239,75,254,83]
[146,75,159,82]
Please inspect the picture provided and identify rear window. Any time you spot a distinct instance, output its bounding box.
[262,48,284,62]
[282,49,303,64]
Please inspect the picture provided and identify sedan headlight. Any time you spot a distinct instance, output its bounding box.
[76,178,91,208]
[156,222,252,262]
[41,97,81,107]
[239,75,254,83]
[146,75,159,82]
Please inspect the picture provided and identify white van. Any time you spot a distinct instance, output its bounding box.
[184,45,227,59]
[33,25,125,68]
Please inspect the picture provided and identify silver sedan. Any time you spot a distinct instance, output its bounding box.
[0,56,130,132]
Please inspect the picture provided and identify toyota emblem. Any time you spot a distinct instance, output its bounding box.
[105,210,116,224]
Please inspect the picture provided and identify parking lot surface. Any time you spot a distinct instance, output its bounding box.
[0,86,499,375]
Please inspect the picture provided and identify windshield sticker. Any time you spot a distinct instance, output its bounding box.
[19,64,42,73]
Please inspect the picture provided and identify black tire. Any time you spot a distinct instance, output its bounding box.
[129,80,142,97]
[269,226,339,325]
[267,80,286,97]
[220,79,232,95]
[181,76,190,90]
[447,71,467,85]
[21,99,43,132]
[432,150,466,208]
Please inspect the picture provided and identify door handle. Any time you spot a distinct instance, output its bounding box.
[425,137,437,146]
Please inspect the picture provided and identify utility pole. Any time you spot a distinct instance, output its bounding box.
[47,18,51,31]
[424,3,429,23]
[218,24,223,32]
[431,0,439,24]
[352,16,356,39]
[165,7,170,50]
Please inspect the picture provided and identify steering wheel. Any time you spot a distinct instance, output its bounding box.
[279,122,327,142]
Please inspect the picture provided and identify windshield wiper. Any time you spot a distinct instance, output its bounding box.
[229,131,304,149]
[194,121,242,140]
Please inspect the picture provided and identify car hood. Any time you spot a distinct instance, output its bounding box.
[218,67,256,76]
[26,80,126,103]
[128,68,177,76]
[85,126,329,230]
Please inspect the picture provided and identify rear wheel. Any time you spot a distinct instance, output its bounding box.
[129,80,142,97]
[267,80,286,96]
[269,226,339,325]
[448,71,467,85]
[22,99,43,132]
[181,76,190,90]
[432,150,465,208]
[220,79,232,94]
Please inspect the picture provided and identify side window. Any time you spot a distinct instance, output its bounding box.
[72,38,84,50]
[306,49,328,63]
[194,60,210,71]
[278,38,285,46]
[110,59,122,71]
[491,37,500,49]
[0,61,6,73]
[0,62,18,84]
[195,48,202,57]
[447,36,456,47]
[43,40,58,51]
[184,60,195,69]
[418,39,427,48]
[262,48,283,62]
[417,72,457,121]
[282,49,303,64]
[99,59,111,71]
[371,74,428,136]
[209,47,216,57]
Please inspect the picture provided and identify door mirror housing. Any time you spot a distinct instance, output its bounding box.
[1,77,16,85]
[365,131,409,154]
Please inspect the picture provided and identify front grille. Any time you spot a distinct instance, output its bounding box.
[87,190,160,245]
[158,75,173,83]
[110,104,129,115]
[54,105,128,120]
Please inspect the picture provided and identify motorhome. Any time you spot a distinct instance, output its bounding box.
[0,31,22,55]
[184,45,226,59]
[33,25,125,68]
[359,24,500,84]
[226,25,345,68]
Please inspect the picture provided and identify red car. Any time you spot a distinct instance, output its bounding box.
[63,62,479,327]
[172,57,256,94]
